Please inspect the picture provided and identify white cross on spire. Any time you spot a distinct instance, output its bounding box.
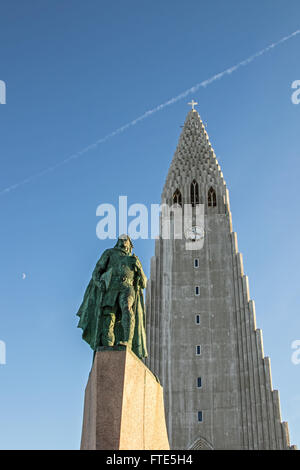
[188,99,198,111]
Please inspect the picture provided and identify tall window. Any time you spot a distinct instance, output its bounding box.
[196,345,201,355]
[198,411,203,422]
[195,314,201,324]
[197,377,202,388]
[173,188,182,206]
[208,186,217,207]
[190,179,199,207]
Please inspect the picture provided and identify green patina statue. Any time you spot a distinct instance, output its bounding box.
[76,235,148,359]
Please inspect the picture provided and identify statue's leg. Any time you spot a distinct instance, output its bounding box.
[101,306,116,346]
[118,286,135,348]
[113,306,123,345]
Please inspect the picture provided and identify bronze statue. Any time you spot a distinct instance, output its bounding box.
[77,235,148,359]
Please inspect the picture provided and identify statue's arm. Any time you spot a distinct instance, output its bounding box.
[133,255,147,289]
[92,249,110,286]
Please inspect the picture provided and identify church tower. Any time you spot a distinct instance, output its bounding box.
[145,106,294,450]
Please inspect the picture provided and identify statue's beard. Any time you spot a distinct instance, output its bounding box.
[118,242,130,254]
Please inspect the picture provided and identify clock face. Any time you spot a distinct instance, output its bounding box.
[185,226,205,241]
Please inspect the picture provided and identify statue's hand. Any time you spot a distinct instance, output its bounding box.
[132,254,142,270]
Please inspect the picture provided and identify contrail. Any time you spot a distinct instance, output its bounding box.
[1,28,300,196]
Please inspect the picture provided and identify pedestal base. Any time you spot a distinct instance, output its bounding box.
[80,347,170,450]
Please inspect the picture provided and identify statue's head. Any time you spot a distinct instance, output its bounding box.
[115,234,133,254]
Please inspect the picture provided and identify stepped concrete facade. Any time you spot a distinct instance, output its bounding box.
[145,108,295,450]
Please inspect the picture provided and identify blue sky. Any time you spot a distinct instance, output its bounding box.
[0,0,299,449]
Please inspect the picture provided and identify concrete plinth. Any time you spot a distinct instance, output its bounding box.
[80,347,170,450]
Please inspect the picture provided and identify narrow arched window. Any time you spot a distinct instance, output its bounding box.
[173,188,182,206]
[190,179,199,207]
[208,186,217,207]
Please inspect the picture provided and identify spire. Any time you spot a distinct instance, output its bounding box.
[162,107,225,203]
[175,108,212,159]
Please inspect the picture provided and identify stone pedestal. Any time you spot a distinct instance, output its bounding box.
[80,347,170,450]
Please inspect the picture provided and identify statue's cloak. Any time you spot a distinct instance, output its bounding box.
[76,275,148,359]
